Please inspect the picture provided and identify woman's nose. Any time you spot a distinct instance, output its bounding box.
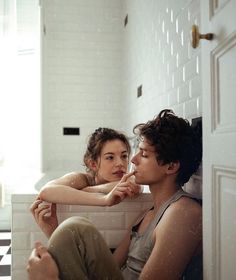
[116,157,124,166]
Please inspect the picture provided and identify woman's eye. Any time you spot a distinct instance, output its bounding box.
[122,154,128,160]
[106,156,114,160]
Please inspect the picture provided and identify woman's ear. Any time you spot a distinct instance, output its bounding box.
[166,161,180,174]
[88,160,98,172]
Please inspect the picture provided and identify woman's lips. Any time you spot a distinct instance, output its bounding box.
[113,171,125,177]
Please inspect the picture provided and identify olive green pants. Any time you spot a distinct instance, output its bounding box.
[48,216,124,280]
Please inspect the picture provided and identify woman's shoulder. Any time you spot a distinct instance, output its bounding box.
[73,172,95,182]
[83,173,96,186]
[58,172,95,187]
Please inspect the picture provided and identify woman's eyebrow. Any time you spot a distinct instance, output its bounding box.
[103,150,128,156]
[103,152,114,155]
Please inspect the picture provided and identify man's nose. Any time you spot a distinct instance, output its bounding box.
[131,154,137,164]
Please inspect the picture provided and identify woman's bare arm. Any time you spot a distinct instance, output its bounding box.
[39,172,140,206]
[39,172,114,204]
[82,181,119,194]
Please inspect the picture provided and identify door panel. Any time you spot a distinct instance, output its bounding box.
[201,0,236,279]
[211,33,236,131]
[212,167,236,279]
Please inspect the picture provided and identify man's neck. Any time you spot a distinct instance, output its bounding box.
[149,181,180,213]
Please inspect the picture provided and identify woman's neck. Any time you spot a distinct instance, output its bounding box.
[94,175,107,185]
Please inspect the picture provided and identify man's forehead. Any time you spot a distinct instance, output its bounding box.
[138,138,156,152]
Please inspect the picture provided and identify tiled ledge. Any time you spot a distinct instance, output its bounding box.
[11,191,152,280]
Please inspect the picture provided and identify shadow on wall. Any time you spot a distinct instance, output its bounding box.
[184,117,202,198]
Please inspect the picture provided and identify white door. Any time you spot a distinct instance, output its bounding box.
[201,0,236,279]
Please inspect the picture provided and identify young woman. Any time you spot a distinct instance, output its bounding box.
[30,127,141,237]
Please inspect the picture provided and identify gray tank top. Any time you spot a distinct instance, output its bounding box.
[121,189,202,280]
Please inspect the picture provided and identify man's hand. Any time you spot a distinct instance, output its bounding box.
[27,242,59,280]
[30,199,58,238]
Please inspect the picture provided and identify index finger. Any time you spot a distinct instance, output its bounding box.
[120,171,135,183]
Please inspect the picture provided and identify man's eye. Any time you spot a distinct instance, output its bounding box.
[141,153,148,158]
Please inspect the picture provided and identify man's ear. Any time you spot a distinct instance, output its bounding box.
[166,161,180,174]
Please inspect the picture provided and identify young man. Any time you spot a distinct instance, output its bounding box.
[27,109,202,280]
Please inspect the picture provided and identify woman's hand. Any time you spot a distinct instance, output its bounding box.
[30,199,58,238]
[27,241,59,280]
[104,172,142,206]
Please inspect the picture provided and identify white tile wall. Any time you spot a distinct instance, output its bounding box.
[41,0,123,172]
[11,193,153,280]
[121,0,202,132]
[41,0,202,173]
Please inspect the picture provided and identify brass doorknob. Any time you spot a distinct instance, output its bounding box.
[191,25,214,48]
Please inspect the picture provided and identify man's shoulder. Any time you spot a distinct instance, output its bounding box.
[160,196,202,227]
[173,195,201,213]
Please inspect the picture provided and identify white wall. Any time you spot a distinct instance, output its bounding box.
[41,0,124,172]
[120,0,201,132]
[41,0,202,173]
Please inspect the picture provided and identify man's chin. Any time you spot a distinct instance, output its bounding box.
[134,177,143,185]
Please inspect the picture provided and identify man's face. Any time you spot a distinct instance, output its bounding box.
[131,137,167,186]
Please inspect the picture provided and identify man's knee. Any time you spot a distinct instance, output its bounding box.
[60,216,96,234]
[49,216,96,246]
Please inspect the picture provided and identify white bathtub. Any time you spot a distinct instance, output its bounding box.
[11,188,153,280]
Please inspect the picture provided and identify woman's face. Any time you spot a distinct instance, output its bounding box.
[93,139,129,184]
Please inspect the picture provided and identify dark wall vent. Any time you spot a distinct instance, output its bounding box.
[137,85,143,98]
[63,127,80,135]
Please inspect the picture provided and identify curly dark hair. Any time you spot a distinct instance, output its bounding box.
[83,128,131,173]
[133,109,202,187]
